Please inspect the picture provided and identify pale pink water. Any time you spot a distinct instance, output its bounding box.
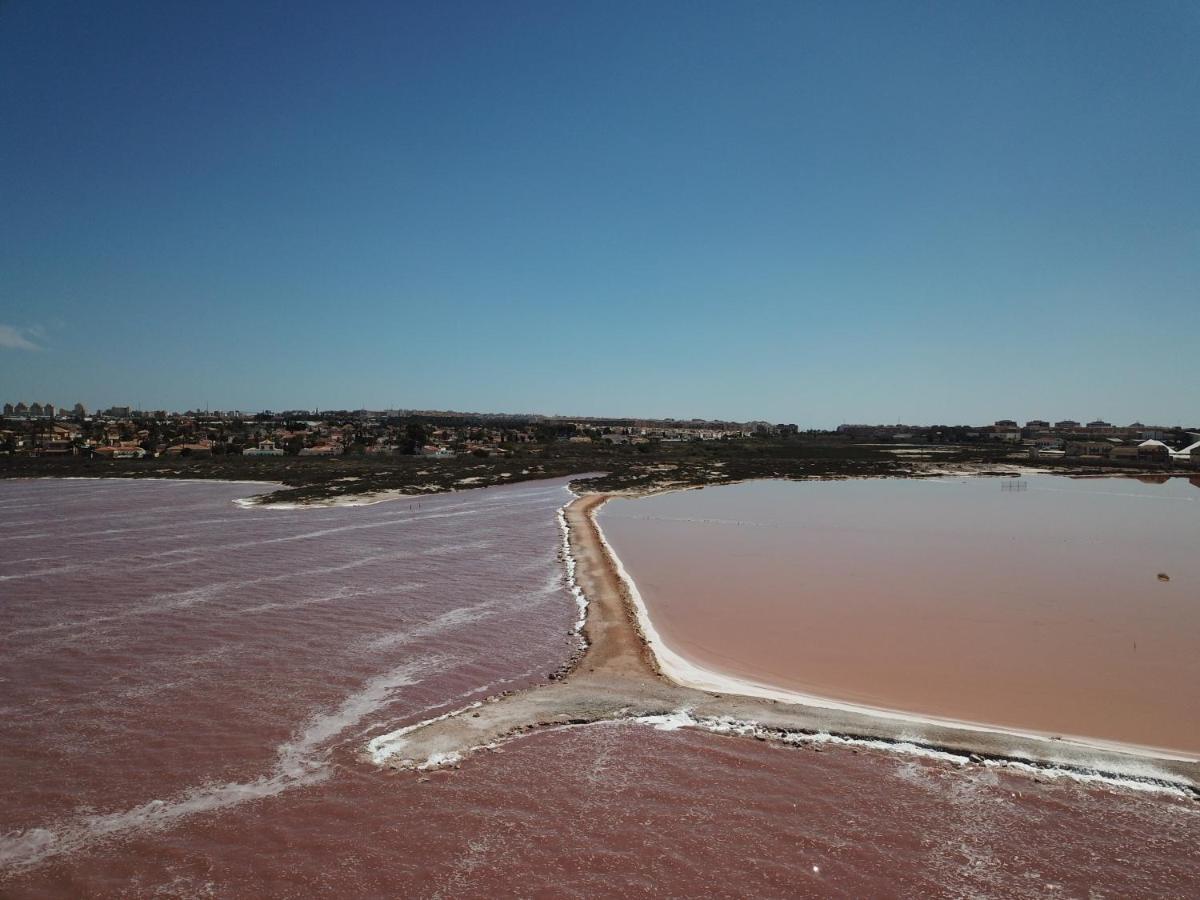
[2,477,1198,897]
[601,475,1200,754]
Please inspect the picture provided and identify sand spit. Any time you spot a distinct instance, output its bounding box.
[370,494,1200,797]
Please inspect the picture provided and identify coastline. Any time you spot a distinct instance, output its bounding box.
[371,491,1200,795]
[21,475,1193,789]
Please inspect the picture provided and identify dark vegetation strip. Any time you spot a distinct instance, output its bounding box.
[0,439,1177,505]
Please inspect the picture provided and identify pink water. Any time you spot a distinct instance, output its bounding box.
[2,477,1198,897]
[0,478,578,880]
[601,475,1200,754]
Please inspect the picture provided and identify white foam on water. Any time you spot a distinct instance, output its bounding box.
[28,514,278,543]
[360,658,560,767]
[366,700,485,765]
[220,508,482,549]
[0,655,448,872]
[0,554,70,566]
[980,757,1195,799]
[362,565,567,654]
[234,582,425,617]
[556,487,589,638]
[0,532,51,542]
[3,541,493,648]
[364,604,497,652]
[633,710,968,764]
[0,563,91,582]
[41,501,486,557]
[0,519,57,530]
[419,751,464,769]
[637,711,697,731]
[631,710,1196,799]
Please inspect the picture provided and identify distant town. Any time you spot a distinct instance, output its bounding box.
[2,401,1198,470]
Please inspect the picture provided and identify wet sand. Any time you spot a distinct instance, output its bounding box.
[375,490,1200,791]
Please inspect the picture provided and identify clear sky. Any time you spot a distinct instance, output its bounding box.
[2,1,1197,426]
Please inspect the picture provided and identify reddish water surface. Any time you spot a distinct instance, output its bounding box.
[2,477,1198,897]
[602,475,1200,754]
[0,478,579,887]
[4,722,1199,898]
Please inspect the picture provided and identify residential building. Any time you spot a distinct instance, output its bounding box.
[1111,441,1169,465]
[243,439,284,457]
[93,443,146,459]
[1066,441,1113,459]
[164,441,213,457]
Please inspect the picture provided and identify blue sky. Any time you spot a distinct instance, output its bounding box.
[2,1,1197,425]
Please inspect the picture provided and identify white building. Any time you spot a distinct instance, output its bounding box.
[243,439,284,457]
[1171,441,1200,466]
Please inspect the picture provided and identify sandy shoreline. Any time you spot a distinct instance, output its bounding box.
[370,492,1200,794]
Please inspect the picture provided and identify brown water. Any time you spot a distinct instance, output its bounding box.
[601,475,1200,755]
[3,477,1198,897]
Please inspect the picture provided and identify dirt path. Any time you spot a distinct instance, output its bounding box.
[369,494,1200,795]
